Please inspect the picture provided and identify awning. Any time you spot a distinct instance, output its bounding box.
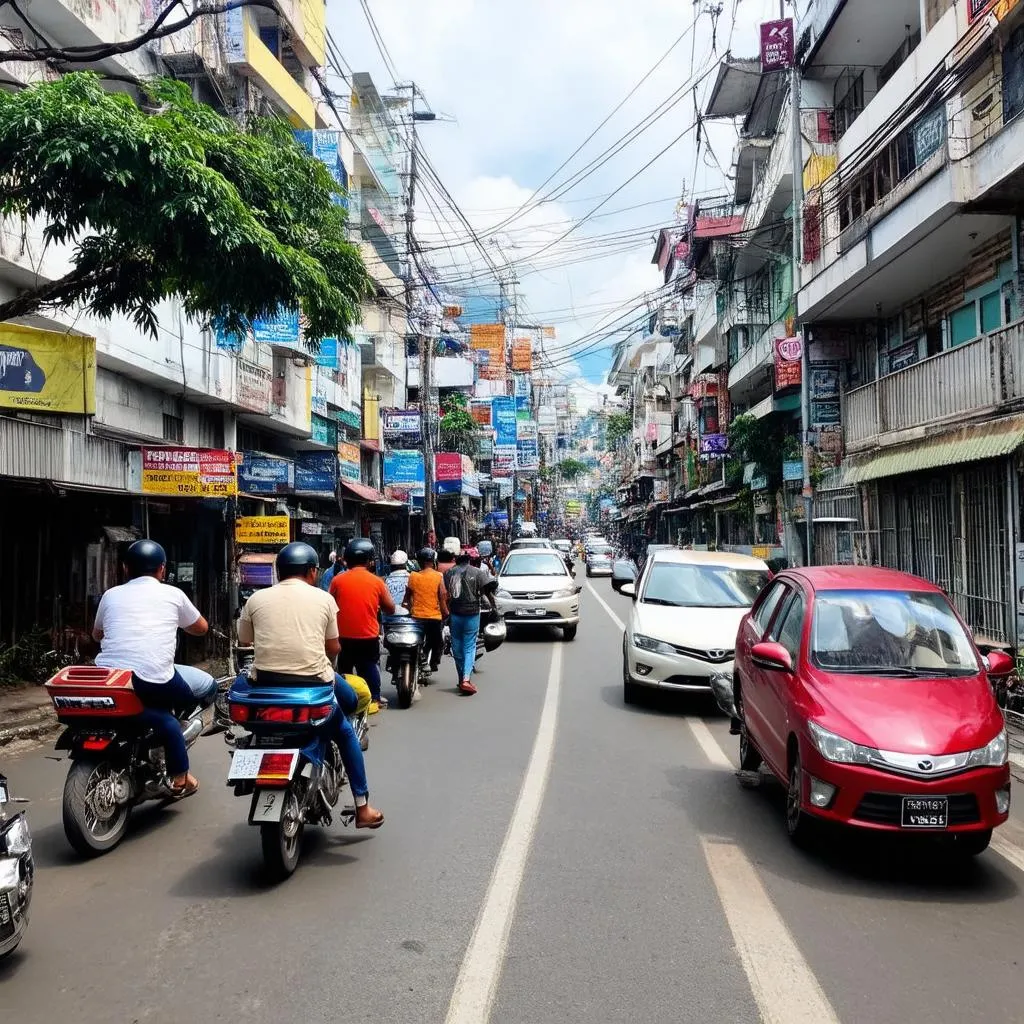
[844,415,1024,485]
[340,480,385,503]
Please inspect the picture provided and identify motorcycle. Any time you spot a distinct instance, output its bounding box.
[45,665,206,856]
[0,774,32,961]
[442,610,508,667]
[382,614,425,709]
[225,675,368,880]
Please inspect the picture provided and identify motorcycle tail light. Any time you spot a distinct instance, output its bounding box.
[308,703,333,724]
[82,736,112,751]
[228,703,250,723]
[254,707,295,723]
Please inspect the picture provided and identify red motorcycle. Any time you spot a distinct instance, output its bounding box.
[45,666,206,857]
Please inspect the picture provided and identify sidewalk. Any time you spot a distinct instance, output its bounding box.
[0,683,59,756]
[1006,710,1024,784]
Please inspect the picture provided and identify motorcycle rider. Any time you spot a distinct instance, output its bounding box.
[92,539,217,798]
[384,550,411,611]
[236,542,384,829]
[403,547,448,677]
[329,538,395,713]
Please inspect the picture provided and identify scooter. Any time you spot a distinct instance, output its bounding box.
[0,774,32,961]
[382,613,425,709]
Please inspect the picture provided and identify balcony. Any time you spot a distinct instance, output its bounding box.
[844,321,1024,451]
[741,93,793,239]
[274,0,326,67]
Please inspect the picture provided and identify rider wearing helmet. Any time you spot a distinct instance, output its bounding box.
[236,542,384,829]
[329,538,396,712]
[92,539,217,798]
[384,549,411,611]
[402,547,449,676]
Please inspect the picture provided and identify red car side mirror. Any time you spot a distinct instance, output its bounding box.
[985,650,1014,676]
[751,640,793,673]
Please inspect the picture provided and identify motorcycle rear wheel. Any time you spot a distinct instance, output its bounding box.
[396,660,414,709]
[260,785,303,881]
[62,757,131,857]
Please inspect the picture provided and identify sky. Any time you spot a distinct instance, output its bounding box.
[328,0,785,411]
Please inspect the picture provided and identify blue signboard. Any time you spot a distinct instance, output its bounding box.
[294,130,349,208]
[294,452,337,495]
[253,307,300,345]
[493,397,518,447]
[383,450,424,486]
[783,460,804,482]
[213,319,244,352]
[238,453,293,495]
[315,337,339,368]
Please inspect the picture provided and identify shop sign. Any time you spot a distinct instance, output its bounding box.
[253,307,300,345]
[382,408,421,441]
[492,445,516,477]
[913,106,946,165]
[516,438,540,471]
[337,408,361,430]
[653,480,670,502]
[237,359,272,414]
[314,337,339,368]
[470,400,493,426]
[435,452,462,482]
[699,433,728,455]
[300,520,324,535]
[0,323,96,414]
[774,336,802,391]
[294,452,337,496]
[311,413,337,446]
[235,515,291,545]
[477,432,494,458]
[513,373,531,399]
[238,453,293,495]
[338,441,360,483]
[751,474,768,491]
[511,337,533,371]
[783,460,804,482]
[752,544,772,560]
[492,397,518,447]
[760,18,794,72]
[384,450,424,487]
[969,0,1020,22]
[517,418,538,441]
[811,401,841,427]
[140,447,237,497]
[470,323,506,381]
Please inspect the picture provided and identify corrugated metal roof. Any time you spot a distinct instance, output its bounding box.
[844,415,1024,484]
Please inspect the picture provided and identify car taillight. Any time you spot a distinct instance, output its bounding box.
[254,707,295,723]
[229,703,250,723]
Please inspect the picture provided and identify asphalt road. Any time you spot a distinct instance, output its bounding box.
[4,577,1024,1023]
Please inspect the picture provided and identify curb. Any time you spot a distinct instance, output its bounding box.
[0,701,58,751]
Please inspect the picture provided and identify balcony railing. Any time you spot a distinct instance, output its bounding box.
[844,320,1024,450]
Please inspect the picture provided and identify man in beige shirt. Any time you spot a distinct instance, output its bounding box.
[237,542,383,829]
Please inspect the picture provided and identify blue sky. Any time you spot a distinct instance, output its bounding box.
[330,0,777,405]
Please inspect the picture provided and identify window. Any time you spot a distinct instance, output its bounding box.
[753,582,787,636]
[500,553,569,577]
[641,562,769,608]
[834,72,865,140]
[949,303,978,347]
[980,290,1001,334]
[162,413,184,443]
[773,591,806,662]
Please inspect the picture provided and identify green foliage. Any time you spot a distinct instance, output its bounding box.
[556,457,588,482]
[727,414,799,490]
[0,73,371,341]
[605,412,632,446]
[439,392,478,455]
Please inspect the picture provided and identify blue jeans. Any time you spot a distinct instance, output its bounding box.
[332,674,369,799]
[449,613,481,682]
[132,671,198,777]
[174,663,218,706]
[338,637,382,703]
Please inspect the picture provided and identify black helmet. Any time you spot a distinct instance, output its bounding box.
[343,537,375,567]
[417,546,437,566]
[124,539,166,578]
[275,541,319,580]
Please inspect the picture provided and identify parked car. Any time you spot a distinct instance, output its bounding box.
[734,565,1011,854]
[585,544,615,577]
[621,550,769,703]
[611,558,637,593]
[495,549,582,641]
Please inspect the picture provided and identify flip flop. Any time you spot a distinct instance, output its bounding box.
[170,775,200,799]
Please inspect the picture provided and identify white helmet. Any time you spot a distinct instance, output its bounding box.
[390,549,408,567]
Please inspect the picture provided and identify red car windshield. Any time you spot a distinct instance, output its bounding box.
[810,589,979,676]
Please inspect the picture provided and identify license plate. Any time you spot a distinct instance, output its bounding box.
[901,796,948,829]
[227,749,299,783]
[0,892,13,940]
[517,607,546,616]
[250,789,286,823]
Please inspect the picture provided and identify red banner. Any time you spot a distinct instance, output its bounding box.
[774,336,803,392]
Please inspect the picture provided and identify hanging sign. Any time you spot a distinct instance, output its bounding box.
[235,516,291,545]
[140,447,237,497]
[760,19,794,72]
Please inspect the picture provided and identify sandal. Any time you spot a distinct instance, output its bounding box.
[355,809,385,829]
[170,774,200,799]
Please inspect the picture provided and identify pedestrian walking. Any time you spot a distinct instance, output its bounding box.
[443,551,498,695]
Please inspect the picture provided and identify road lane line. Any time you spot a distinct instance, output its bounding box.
[444,643,563,1024]
[585,580,625,631]
[702,838,842,1024]
[688,718,734,769]
[991,832,1024,873]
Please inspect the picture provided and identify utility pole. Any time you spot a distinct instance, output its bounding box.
[404,85,437,545]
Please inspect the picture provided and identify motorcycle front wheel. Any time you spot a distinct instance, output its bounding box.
[62,757,131,857]
[396,660,414,709]
[260,784,303,881]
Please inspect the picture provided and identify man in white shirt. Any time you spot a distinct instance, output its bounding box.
[92,539,214,797]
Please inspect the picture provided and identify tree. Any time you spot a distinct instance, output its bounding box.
[0,73,371,342]
[439,393,478,456]
[605,412,632,446]
[557,457,588,482]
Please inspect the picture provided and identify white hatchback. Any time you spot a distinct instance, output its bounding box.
[620,550,770,703]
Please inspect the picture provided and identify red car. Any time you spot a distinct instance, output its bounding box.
[734,565,1011,855]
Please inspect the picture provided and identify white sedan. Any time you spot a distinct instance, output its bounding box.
[495,549,582,641]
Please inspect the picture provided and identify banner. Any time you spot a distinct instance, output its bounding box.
[470,399,493,426]
[338,441,361,483]
[492,397,518,447]
[238,453,293,495]
[511,336,533,372]
[760,18,794,72]
[382,408,422,443]
[294,452,337,495]
[774,336,802,391]
[235,516,291,545]
[253,307,300,345]
[470,323,506,381]
[492,445,516,477]
[383,450,424,487]
[141,447,236,497]
[513,373,531,399]
[237,360,272,413]
[516,437,539,471]
[0,323,96,414]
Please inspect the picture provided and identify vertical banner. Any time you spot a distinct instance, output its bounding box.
[759,18,794,72]
[511,336,533,371]
[774,336,803,391]
[470,323,507,381]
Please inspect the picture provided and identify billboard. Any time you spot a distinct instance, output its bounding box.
[384,450,424,488]
[238,453,293,495]
[470,323,506,381]
[140,447,236,498]
[0,323,96,415]
[511,336,533,371]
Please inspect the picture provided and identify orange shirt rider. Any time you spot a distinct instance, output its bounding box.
[329,565,394,640]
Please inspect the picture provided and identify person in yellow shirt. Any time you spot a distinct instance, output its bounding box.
[403,547,449,677]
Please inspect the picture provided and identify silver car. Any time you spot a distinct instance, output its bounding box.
[585,544,615,577]
[496,550,582,641]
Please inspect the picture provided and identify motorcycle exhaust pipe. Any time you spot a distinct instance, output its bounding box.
[181,718,205,745]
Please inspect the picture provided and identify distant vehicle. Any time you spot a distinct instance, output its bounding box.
[734,565,1011,855]
[620,549,770,704]
[584,536,608,553]
[585,544,615,577]
[510,538,554,551]
[495,550,581,641]
[518,521,539,537]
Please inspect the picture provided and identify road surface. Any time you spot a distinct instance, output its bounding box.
[3,577,1024,1023]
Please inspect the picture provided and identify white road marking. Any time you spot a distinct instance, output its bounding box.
[688,718,734,769]
[702,838,842,1024]
[444,643,563,1024]
[992,832,1024,873]
[585,580,625,631]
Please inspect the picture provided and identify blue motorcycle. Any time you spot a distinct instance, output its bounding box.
[225,676,367,880]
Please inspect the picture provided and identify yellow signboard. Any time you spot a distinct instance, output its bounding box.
[141,447,238,497]
[0,323,96,414]
[235,516,291,545]
[752,545,772,561]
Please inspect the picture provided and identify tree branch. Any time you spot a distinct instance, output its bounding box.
[0,0,278,65]
[0,264,113,322]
